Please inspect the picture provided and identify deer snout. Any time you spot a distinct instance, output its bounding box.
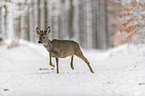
[38,41,42,43]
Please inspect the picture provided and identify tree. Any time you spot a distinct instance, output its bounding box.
[72,0,79,42]
[120,0,145,44]
[1,0,114,50]
[0,4,3,44]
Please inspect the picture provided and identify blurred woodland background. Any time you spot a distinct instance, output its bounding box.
[0,0,145,49]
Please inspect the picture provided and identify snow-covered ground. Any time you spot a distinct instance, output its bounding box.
[0,40,145,96]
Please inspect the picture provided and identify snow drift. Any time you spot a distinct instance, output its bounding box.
[0,40,145,96]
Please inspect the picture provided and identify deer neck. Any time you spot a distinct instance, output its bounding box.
[43,38,52,51]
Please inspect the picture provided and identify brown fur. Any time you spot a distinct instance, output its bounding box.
[36,26,94,74]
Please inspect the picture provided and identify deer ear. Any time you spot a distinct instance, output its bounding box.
[36,27,41,35]
[44,26,51,34]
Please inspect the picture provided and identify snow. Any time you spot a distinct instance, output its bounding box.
[1,40,145,96]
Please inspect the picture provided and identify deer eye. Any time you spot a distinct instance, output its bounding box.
[43,37,45,39]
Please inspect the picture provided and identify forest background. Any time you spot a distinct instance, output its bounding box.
[0,0,145,49]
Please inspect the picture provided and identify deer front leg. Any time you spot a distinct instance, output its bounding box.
[56,58,59,74]
[49,53,55,67]
[70,56,74,70]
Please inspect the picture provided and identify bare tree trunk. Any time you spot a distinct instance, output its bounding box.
[53,0,60,39]
[25,5,30,41]
[0,5,3,43]
[3,5,8,39]
[64,0,70,39]
[73,0,79,42]
[40,0,45,29]
[86,0,93,49]
[37,0,41,28]
[44,0,48,29]
[95,0,108,49]
[29,0,36,42]
[18,15,21,39]
[60,0,67,39]
[100,0,106,49]
[79,0,87,48]
[92,0,97,48]
[105,0,112,49]
[47,0,53,40]
[69,0,73,39]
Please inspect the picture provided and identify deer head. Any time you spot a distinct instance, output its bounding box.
[36,26,50,44]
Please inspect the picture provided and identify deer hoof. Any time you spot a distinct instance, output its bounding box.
[50,63,55,67]
[71,67,74,70]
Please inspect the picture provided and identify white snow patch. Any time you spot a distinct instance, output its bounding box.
[1,40,145,96]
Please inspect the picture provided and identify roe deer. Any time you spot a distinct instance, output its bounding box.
[36,26,94,73]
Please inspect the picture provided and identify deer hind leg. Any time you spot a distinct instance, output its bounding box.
[75,52,94,73]
[55,58,59,74]
[49,53,55,67]
[70,56,74,70]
